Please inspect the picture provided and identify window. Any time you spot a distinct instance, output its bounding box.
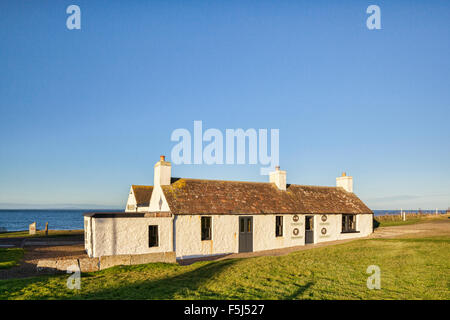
[201,217,212,240]
[275,216,283,237]
[342,214,356,233]
[127,204,135,211]
[305,216,314,231]
[148,225,158,247]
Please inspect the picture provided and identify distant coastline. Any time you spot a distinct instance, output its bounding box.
[0,209,122,232]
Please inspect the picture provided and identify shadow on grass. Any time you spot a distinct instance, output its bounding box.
[285,281,314,300]
[1,259,239,299]
[373,218,380,230]
[77,259,240,299]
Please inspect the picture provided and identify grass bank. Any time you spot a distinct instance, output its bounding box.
[0,248,24,270]
[1,235,449,300]
[375,213,449,228]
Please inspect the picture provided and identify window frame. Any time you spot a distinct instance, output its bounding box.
[201,216,212,241]
[148,225,159,247]
[341,214,358,233]
[275,216,283,237]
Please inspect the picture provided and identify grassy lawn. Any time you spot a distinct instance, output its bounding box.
[0,230,83,239]
[375,214,449,228]
[0,235,449,300]
[0,248,24,270]
[377,218,425,227]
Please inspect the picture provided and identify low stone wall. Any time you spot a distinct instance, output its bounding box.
[99,252,175,270]
[36,251,176,273]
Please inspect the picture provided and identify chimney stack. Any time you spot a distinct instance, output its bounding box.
[154,155,171,187]
[270,166,287,191]
[336,172,353,192]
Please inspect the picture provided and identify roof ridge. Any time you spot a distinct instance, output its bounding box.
[289,184,339,189]
[173,178,338,189]
[174,177,272,184]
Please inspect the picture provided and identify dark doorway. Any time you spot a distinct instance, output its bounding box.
[305,216,314,244]
[239,216,253,252]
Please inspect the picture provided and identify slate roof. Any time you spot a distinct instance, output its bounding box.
[160,178,372,215]
[131,185,153,206]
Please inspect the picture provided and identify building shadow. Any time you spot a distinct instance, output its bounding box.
[373,218,380,230]
[285,281,314,299]
[177,253,233,266]
[77,259,239,299]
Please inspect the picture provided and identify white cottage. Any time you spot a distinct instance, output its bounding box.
[84,156,373,260]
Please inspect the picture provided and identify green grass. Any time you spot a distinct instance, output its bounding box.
[1,235,449,300]
[0,230,83,239]
[377,218,425,227]
[375,214,449,228]
[0,248,24,270]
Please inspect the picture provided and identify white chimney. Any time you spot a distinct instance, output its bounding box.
[336,172,353,193]
[270,166,287,191]
[154,155,171,187]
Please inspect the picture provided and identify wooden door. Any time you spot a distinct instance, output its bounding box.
[239,216,253,252]
[305,216,314,244]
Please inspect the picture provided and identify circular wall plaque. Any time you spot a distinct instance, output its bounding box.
[321,227,327,235]
[293,215,299,222]
[293,228,299,236]
[321,215,327,222]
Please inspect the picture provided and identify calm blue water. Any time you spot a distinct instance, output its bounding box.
[0,209,446,232]
[0,209,121,232]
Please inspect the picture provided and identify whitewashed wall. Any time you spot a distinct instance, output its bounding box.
[174,213,372,259]
[86,213,373,259]
[90,216,173,257]
[316,213,373,243]
[148,186,171,212]
[174,215,238,259]
[84,216,93,257]
[174,214,306,259]
[125,187,136,212]
[253,214,305,251]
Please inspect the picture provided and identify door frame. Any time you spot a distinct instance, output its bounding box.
[238,216,253,253]
[305,215,314,244]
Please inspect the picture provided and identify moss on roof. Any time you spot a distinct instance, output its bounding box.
[160,178,372,215]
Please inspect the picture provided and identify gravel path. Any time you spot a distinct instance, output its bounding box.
[0,235,86,279]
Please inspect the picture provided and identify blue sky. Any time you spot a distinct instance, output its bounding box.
[0,0,449,209]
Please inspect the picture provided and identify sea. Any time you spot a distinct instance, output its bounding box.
[0,209,446,232]
[0,209,122,232]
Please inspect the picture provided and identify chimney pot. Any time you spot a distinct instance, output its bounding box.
[154,155,171,187]
[269,166,286,191]
[336,172,353,192]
